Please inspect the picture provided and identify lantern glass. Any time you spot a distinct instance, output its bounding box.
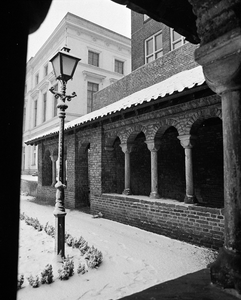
[50,48,81,82]
[61,54,79,80]
[51,54,61,79]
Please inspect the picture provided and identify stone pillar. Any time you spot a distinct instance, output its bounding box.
[178,135,197,204]
[188,0,241,293]
[120,143,133,195]
[145,140,161,199]
[50,154,58,187]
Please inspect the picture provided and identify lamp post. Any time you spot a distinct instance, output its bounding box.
[49,47,81,259]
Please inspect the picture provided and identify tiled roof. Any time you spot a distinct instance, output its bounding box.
[25,66,205,145]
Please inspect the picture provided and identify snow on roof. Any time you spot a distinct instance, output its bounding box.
[25,66,205,145]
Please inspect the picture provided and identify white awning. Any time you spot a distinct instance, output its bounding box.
[25,66,205,144]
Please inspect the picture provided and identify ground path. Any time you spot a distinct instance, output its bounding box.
[18,196,217,300]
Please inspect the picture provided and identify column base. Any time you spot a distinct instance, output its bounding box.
[122,188,131,195]
[150,191,160,199]
[184,194,198,204]
[210,247,241,295]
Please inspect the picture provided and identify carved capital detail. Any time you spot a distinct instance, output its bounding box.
[188,0,241,94]
[120,143,134,154]
[145,140,161,152]
[188,0,241,46]
[50,154,58,162]
[178,135,196,149]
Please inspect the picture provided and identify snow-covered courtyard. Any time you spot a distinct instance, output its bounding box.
[18,195,217,300]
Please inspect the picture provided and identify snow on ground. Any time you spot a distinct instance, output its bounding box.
[18,195,217,300]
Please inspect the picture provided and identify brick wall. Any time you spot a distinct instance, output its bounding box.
[21,179,38,197]
[36,185,56,206]
[131,11,167,70]
[91,194,224,249]
[93,42,198,111]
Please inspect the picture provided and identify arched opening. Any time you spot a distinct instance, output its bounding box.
[192,117,223,208]
[76,142,90,208]
[130,131,151,196]
[42,149,52,186]
[158,126,185,200]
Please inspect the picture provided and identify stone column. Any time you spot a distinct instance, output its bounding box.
[145,140,161,199]
[120,143,133,195]
[188,0,241,293]
[178,135,197,204]
[50,154,58,187]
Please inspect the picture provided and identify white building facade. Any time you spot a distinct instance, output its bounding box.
[23,12,131,174]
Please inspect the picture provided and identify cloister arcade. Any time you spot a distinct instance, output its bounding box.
[39,98,223,210]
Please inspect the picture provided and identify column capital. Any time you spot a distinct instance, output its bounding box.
[120,143,134,154]
[178,135,196,149]
[145,140,161,152]
[50,154,58,162]
[188,1,241,94]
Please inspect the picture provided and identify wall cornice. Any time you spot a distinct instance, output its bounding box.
[103,94,221,132]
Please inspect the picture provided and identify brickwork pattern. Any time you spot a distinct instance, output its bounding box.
[93,42,199,111]
[91,194,224,250]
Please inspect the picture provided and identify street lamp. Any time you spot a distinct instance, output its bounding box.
[49,47,81,259]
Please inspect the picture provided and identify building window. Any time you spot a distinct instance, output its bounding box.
[87,82,99,113]
[43,92,47,122]
[171,29,186,50]
[115,59,124,74]
[145,31,163,64]
[53,84,58,117]
[88,51,99,67]
[35,73,39,86]
[44,64,48,77]
[144,14,150,21]
[34,99,37,127]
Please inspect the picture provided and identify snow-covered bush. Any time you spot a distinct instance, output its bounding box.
[44,222,55,238]
[77,262,88,275]
[17,274,24,290]
[66,234,74,247]
[85,246,103,268]
[72,236,87,249]
[25,216,43,231]
[79,240,90,255]
[27,275,40,288]
[40,264,54,284]
[58,256,74,280]
[20,212,25,220]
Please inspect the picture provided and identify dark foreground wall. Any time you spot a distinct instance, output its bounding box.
[91,194,224,250]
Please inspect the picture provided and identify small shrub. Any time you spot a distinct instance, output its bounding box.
[44,222,55,238]
[73,236,86,249]
[20,212,25,221]
[77,262,88,275]
[27,275,40,288]
[17,274,24,290]
[79,240,90,256]
[25,216,43,231]
[58,256,74,280]
[40,264,54,284]
[85,246,103,269]
[66,234,74,247]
